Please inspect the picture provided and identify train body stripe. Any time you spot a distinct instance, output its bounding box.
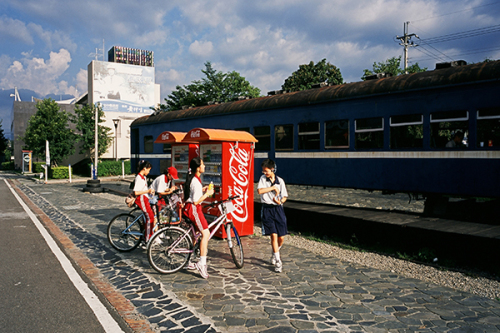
[131,154,171,159]
[275,151,500,159]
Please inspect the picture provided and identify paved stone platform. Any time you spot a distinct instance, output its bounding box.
[11,178,500,332]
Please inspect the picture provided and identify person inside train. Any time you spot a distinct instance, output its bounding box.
[151,166,179,211]
[446,131,465,148]
[133,160,156,245]
[257,159,289,273]
[182,157,214,279]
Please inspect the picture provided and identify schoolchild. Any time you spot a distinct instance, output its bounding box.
[133,160,155,244]
[182,157,214,279]
[151,166,179,211]
[257,159,288,273]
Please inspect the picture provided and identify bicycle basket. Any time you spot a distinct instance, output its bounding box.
[219,201,236,214]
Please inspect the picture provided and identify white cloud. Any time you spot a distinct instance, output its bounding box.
[189,40,214,57]
[0,16,34,44]
[0,49,73,96]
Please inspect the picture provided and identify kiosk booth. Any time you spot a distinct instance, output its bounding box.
[182,128,258,238]
[154,131,199,182]
[22,150,32,173]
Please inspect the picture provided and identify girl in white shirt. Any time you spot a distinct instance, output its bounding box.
[182,157,214,278]
[133,160,155,243]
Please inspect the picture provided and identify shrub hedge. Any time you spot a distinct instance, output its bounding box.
[1,161,14,170]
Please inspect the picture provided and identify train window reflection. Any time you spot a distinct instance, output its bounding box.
[275,124,294,151]
[144,135,154,153]
[254,126,270,151]
[430,111,468,148]
[298,122,320,150]
[477,108,500,148]
[390,114,423,149]
[325,120,349,148]
[355,117,384,149]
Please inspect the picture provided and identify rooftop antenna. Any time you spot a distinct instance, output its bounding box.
[9,87,21,101]
[88,39,105,61]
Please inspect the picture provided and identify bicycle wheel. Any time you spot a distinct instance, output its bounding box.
[227,223,244,268]
[148,226,193,274]
[107,213,143,252]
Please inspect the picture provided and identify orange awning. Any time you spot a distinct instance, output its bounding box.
[154,131,187,144]
[182,128,258,143]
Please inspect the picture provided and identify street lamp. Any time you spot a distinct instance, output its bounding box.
[112,119,119,161]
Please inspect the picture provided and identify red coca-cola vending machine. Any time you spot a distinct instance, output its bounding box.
[182,128,257,238]
[154,131,199,182]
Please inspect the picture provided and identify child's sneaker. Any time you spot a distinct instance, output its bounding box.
[184,261,196,270]
[195,262,209,279]
[274,260,282,273]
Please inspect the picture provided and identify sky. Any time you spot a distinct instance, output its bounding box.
[2,0,500,138]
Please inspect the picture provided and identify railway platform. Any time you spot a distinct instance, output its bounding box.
[5,174,500,333]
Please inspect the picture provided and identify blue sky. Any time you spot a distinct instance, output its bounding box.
[1,0,500,138]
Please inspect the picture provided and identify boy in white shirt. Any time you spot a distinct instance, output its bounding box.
[257,159,288,273]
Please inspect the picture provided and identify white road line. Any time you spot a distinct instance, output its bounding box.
[4,180,124,333]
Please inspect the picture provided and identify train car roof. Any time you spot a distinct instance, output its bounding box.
[132,60,500,127]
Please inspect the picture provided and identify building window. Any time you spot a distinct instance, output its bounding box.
[275,124,294,151]
[430,110,468,148]
[390,114,423,149]
[477,108,500,148]
[254,126,270,151]
[355,117,384,149]
[325,119,349,148]
[144,135,154,153]
[298,122,320,150]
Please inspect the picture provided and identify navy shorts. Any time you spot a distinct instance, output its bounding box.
[261,204,288,237]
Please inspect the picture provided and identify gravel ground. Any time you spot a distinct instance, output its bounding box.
[98,191,500,301]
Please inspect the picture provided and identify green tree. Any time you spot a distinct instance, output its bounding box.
[156,62,261,111]
[72,103,113,164]
[0,120,9,159]
[22,99,77,166]
[282,59,343,92]
[362,56,427,80]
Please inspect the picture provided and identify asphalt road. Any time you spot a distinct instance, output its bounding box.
[0,178,124,333]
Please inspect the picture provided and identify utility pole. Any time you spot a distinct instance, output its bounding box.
[396,22,418,74]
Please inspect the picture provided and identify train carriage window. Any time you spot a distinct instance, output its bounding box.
[355,117,384,149]
[275,124,294,151]
[390,114,423,149]
[325,120,349,148]
[144,135,154,153]
[254,126,270,151]
[430,111,469,148]
[298,122,320,150]
[477,108,500,148]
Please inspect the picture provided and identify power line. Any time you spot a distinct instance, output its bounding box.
[411,46,500,62]
[419,24,500,44]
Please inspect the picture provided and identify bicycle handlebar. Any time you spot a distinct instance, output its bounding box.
[203,195,241,208]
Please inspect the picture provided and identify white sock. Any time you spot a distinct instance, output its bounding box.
[274,252,280,262]
[199,256,207,265]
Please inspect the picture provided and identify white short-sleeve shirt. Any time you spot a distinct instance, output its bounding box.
[186,176,203,204]
[151,175,172,193]
[258,174,288,205]
[133,174,148,193]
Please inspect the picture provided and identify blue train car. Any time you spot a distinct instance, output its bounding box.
[131,60,500,199]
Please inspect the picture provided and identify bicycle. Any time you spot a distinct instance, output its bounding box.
[147,195,244,274]
[107,190,183,252]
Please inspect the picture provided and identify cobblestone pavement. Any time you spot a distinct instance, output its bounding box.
[12,178,500,333]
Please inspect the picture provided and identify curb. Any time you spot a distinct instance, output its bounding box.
[8,178,155,333]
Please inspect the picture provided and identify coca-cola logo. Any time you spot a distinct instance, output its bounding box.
[191,130,201,138]
[161,133,169,141]
[228,144,250,223]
